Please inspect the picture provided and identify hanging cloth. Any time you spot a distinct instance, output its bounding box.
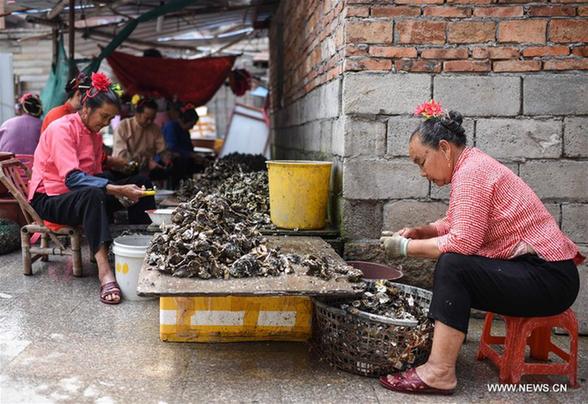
[40,36,71,118]
[83,0,200,74]
[106,51,235,105]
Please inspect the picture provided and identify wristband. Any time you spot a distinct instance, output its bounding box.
[400,237,409,257]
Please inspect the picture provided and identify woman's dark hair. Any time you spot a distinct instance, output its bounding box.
[20,93,43,117]
[83,88,121,111]
[410,110,467,148]
[65,72,91,98]
[180,108,199,125]
[136,98,158,113]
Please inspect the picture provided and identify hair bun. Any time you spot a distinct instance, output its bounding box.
[448,110,463,126]
[440,111,465,137]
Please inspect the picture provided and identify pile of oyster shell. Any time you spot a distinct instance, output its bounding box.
[341,281,429,323]
[147,191,362,281]
[177,153,268,202]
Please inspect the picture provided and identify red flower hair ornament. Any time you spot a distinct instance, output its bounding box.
[414,100,444,120]
[91,72,112,92]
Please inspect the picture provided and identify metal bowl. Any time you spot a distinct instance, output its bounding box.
[346,261,403,281]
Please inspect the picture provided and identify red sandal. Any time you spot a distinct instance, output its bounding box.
[100,281,122,305]
[379,368,455,395]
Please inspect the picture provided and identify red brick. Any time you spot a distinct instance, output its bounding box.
[346,5,369,17]
[571,46,588,57]
[396,21,446,45]
[371,6,421,17]
[344,57,392,71]
[448,21,496,44]
[472,6,524,17]
[497,0,547,3]
[549,20,588,43]
[369,46,418,58]
[443,60,491,72]
[424,7,472,17]
[522,46,569,57]
[447,0,492,4]
[528,6,577,17]
[421,48,469,59]
[395,59,442,73]
[493,60,542,72]
[345,44,369,57]
[395,0,444,5]
[498,20,547,44]
[579,6,588,16]
[346,20,393,43]
[543,58,588,71]
[472,47,520,59]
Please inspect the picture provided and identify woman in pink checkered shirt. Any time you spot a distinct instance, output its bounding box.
[379,102,582,395]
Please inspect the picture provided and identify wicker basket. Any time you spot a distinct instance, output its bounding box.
[312,283,434,377]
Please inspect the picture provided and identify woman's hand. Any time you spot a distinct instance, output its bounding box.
[117,184,145,203]
[382,224,439,240]
[380,233,410,259]
[106,184,145,203]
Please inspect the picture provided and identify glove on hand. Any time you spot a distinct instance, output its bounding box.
[380,233,410,259]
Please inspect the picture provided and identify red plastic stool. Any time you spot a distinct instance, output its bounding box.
[476,309,578,387]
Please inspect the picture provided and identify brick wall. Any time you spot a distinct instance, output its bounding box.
[344,0,588,74]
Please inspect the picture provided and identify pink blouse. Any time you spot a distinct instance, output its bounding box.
[432,147,581,263]
[28,113,104,200]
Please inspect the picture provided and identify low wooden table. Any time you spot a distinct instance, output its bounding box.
[137,236,361,298]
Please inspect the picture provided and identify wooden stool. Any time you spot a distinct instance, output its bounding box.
[476,310,578,387]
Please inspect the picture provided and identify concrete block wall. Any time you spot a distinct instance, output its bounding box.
[341,71,587,238]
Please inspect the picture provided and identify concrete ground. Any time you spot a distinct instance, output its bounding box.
[0,249,586,404]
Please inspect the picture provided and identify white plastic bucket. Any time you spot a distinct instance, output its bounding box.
[112,235,155,301]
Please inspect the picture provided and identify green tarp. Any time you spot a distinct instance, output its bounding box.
[39,36,71,118]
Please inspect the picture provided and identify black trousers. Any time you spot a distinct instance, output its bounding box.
[428,253,579,334]
[31,175,156,254]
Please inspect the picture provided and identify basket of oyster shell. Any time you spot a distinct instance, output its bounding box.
[312,282,433,377]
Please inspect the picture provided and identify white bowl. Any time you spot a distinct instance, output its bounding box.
[145,208,175,225]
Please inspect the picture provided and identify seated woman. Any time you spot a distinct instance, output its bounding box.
[111,98,171,182]
[379,100,582,395]
[27,72,156,305]
[162,106,206,188]
[0,93,43,154]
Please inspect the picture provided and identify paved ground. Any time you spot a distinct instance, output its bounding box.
[0,249,586,404]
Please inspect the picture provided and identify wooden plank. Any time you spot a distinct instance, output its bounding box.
[137,236,361,298]
[259,226,339,238]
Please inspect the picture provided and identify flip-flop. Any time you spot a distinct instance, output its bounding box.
[379,368,455,395]
[100,281,122,305]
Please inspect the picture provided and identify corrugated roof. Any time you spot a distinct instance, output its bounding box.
[4,1,277,57]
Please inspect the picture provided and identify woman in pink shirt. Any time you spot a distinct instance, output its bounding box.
[28,73,156,305]
[379,101,581,395]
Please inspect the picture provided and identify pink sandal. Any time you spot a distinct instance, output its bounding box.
[379,368,455,395]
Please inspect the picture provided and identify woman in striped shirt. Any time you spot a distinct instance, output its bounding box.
[379,101,581,395]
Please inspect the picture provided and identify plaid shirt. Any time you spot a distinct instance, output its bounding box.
[432,147,580,263]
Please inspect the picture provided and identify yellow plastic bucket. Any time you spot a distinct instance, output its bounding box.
[266,160,332,229]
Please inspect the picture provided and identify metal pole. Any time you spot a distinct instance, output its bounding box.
[68,0,75,77]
